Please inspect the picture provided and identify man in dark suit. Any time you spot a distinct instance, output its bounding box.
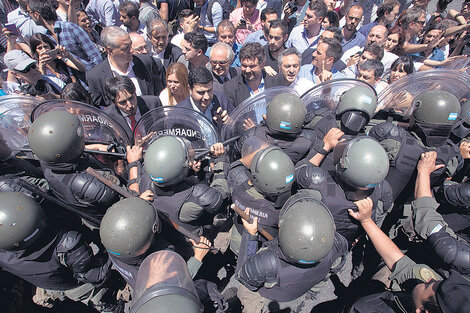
[177,66,234,134]
[147,18,183,69]
[223,42,283,107]
[209,42,241,93]
[86,26,165,108]
[103,75,161,139]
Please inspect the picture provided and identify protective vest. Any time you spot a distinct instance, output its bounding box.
[231,181,284,239]
[42,155,119,214]
[0,230,82,291]
[369,122,463,200]
[307,173,392,244]
[140,172,201,234]
[254,124,316,164]
[256,234,348,302]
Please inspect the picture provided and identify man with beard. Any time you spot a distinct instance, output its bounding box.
[341,4,366,58]
[263,19,288,76]
[244,7,278,45]
[177,66,233,131]
[224,42,282,107]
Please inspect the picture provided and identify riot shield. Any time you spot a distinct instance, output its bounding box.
[220,87,298,140]
[31,99,131,148]
[301,78,376,114]
[377,69,470,119]
[0,96,40,151]
[133,106,219,150]
[130,250,203,313]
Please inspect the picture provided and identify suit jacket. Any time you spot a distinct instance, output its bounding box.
[86,55,165,108]
[104,95,162,140]
[163,43,183,69]
[223,71,283,107]
[213,67,241,93]
[176,91,234,134]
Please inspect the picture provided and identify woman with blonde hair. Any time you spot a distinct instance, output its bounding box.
[159,62,190,106]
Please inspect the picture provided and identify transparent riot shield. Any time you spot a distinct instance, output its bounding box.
[377,69,470,119]
[130,250,203,313]
[0,96,41,151]
[221,87,298,140]
[133,106,219,150]
[301,78,376,114]
[31,99,131,148]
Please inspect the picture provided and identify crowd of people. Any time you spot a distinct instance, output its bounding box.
[1,0,470,312]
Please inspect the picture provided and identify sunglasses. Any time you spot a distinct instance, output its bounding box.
[415,20,426,25]
[18,64,37,74]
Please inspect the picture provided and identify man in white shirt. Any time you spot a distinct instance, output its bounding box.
[7,0,46,45]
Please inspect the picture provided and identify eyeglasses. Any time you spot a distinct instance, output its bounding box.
[210,60,229,65]
[415,20,426,25]
[17,64,37,74]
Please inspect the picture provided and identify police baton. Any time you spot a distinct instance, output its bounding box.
[85,167,219,253]
[193,136,241,160]
[13,178,101,227]
[230,204,274,241]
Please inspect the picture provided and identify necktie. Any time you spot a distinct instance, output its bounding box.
[223,76,229,83]
[128,115,137,130]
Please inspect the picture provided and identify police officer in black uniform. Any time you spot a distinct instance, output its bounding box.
[27,110,120,224]
[229,139,295,254]
[235,192,348,313]
[135,136,230,237]
[0,192,117,312]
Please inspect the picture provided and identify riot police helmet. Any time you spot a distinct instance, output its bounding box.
[130,250,203,313]
[0,192,47,250]
[100,197,160,259]
[144,136,194,187]
[265,93,307,135]
[336,86,378,134]
[412,90,461,127]
[250,146,295,196]
[278,192,335,264]
[333,137,389,191]
[28,110,85,163]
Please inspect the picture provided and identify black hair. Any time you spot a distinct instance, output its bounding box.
[261,7,278,21]
[188,66,213,88]
[390,55,414,75]
[240,42,266,64]
[61,83,92,105]
[118,1,140,19]
[104,75,136,103]
[184,31,209,54]
[27,0,58,21]
[325,10,340,27]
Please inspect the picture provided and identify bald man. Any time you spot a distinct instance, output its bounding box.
[129,32,149,55]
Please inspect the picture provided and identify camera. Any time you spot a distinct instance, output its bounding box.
[21,79,51,96]
[287,1,298,13]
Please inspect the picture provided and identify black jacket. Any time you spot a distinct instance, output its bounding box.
[86,55,165,108]
[103,95,162,140]
[212,67,241,93]
[223,70,283,107]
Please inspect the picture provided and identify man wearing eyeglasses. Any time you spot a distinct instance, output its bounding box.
[3,49,60,98]
[399,7,429,55]
[210,42,240,92]
[147,18,183,69]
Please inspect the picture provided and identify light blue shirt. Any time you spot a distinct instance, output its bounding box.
[7,7,47,45]
[86,0,121,27]
[298,64,345,82]
[199,1,223,44]
[286,25,322,54]
[244,29,267,46]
